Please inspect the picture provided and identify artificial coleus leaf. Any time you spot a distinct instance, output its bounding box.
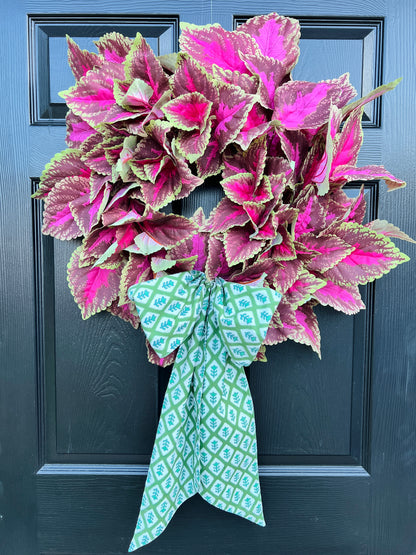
[264,300,321,356]
[331,164,406,191]
[273,74,356,130]
[221,172,272,205]
[162,92,212,131]
[280,269,325,308]
[65,111,96,149]
[68,245,122,319]
[107,299,140,329]
[234,104,270,149]
[300,233,354,273]
[205,235,233,281]
[146,340,178,368]
[61,61,125,128]
[366,219,416,243]
[34,149,90,199]
[41,176,87,240]
[240,53,287,110]
[173,54,219,103]
[95,32,133,63]
[224,225,265,266]
[206,197,249,233]
[140,213,197,249]
[124,33,169,101]
[222,136,267,185]
[312,280,365,315]
[341,77,402,119]
[118,252,153,305]
[236,12,300,70]
[66,35,102,81]
[179,22,258,74]
[324,222,409,285]
[283,302,321,356]
[70,181,110,235]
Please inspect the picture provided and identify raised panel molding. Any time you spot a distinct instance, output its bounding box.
[28,14,179,125]
[32,179,377,470]
[234,16,384,127]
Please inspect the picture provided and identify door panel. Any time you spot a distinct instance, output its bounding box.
[1,1,415,554]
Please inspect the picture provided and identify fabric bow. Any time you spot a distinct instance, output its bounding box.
[127,271,281,551]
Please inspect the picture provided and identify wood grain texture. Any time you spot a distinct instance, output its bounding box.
[37,473,370,554]
[369,1,416,553]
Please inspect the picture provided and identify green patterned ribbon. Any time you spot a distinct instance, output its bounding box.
[127,271,281,551]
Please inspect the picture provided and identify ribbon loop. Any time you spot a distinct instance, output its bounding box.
[128,272,206,359]
[215,281,281,367]
[127,271,281,551]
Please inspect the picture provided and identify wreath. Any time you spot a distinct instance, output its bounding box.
[33,13,412,550]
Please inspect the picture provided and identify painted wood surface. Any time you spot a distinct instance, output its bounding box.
[0,1,415,553]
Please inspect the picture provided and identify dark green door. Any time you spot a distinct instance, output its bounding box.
[1,1,415,553]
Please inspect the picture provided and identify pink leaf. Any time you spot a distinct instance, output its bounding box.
[42,176,88,239]
[179,22,257,74]
[65,111,95,148]
[206,198,249,233]
[224,226,264,266]
[273,75,355,130]
[68,246,122,319]
[34,149,90,199]
[173,55,219,103]
[163,92,212,131]
[118,252,153,305]
[95,32,133,63]
[70,182,110,234]
[221,173,272,205]
[236,13,300,69]
[342,78,402,119]
[300,234,354,273]
[282,270,325,308]
[331,164,406,191]
[61,62,124,127]
[66,36,101,81]
[325,222,410,285]
[124,33,169,100]
[313,280,365,315]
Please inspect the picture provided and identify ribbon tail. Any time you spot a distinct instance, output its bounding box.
[198,359,265,527]
[128,357,199,551]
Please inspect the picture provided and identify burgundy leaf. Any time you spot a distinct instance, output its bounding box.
[124,33,169,100]
[42,176,88,239]
[283,270,325,308]
[118,252,153,305]
[68,245,122,319]
[95,32,133,63]
[325,222,410,285]
[65,111,95,149]
[313,280,365,315]
[107,299,140,328]
[300,234,354,273]
[331,164,406,191]
[206,198,249,233]
[34,149,90,199]
[224,225,265,266]
[66,36,101,81]
[141,214,197,249]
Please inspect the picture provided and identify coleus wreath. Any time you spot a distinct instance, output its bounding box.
[34,12,413,550]
[34,13,411,363]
